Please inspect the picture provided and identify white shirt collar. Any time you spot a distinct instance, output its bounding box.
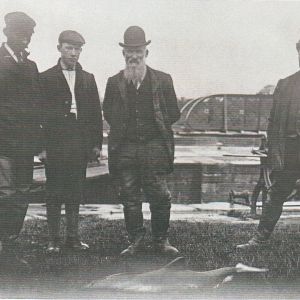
[60,59,76,71]
[133,67,147,89]
[4,43,19,62]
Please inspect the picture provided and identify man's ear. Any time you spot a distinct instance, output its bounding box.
[3,27,8,37]
[145,49,149,57]
[122,49,125,57]
[57,44,61,52]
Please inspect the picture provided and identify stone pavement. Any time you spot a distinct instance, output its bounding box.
[26,201,300,224]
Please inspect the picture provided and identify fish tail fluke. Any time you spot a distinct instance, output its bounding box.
[235,263,268,273]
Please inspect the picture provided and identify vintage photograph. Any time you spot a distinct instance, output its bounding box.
[1,0,300,299]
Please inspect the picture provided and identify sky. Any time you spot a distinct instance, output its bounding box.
[1,0,300,98]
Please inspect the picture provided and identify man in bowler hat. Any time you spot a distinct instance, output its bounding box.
[40,30,103,253]
[0,12,43,257]
[103,26,180,256]
[237,39,300,249]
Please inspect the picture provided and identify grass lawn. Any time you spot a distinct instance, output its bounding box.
[1,216,300,299]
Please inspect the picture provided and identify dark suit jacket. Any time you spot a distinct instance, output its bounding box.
[0,44,43,157]
[40,60,103,163]
[267,71,300,170]
[103,66,180,175]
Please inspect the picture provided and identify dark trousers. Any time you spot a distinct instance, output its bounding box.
[0,155,33,241]
[257,137,300,239]
[45,162,86,242]
[117,139,172,242]
[45,118,87,242]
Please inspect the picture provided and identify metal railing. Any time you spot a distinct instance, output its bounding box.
[174,94,273,134]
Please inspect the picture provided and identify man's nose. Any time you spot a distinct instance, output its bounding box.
[21,38,29,45]
[71,48,77,56]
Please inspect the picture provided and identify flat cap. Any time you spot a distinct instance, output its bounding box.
[4,11,36,33]
[58,30,85,45]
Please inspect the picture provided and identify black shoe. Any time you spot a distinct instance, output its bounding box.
[236,237,268,250]
[153,238,179,256]
[65,238,89,251]
[120,233,145,257]
[46,241,61,254]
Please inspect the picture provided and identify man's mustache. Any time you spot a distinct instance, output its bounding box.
[128,58,139,64]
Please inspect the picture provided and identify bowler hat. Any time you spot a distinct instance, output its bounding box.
[58,30,85,46]
[4,11,36,33]
[119,26,151,47]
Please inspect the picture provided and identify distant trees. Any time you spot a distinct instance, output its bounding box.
[258,85,275,95]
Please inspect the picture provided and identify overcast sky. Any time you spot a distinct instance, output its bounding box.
[1,0,300,98]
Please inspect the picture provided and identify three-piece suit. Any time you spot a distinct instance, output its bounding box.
[103,66,180,242]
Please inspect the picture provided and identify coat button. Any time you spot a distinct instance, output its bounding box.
[65,101,69,104]
[64,114,68,117]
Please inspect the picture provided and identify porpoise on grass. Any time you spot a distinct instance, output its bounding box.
[86,257,268,292]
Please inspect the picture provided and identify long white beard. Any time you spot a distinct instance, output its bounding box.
[124,63,146,84]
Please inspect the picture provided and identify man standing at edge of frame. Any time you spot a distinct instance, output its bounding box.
[237,38,300,249]
[0,12,43,261]
[40,30,103,254]
[103,26,180,257]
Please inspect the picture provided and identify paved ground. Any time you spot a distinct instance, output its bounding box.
[31,141,300,224]
[26,201,300,225]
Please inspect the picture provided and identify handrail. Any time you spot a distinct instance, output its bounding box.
[175,93,273,133]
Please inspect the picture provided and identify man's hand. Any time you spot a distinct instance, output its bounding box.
[38,150,47,163]
[89,146,102,162]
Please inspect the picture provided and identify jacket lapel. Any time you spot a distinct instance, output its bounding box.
[148,66,160,95]
[54,62,71,92]
[148,66,164,123]
[75,64,84,110]
[0,45,20,74]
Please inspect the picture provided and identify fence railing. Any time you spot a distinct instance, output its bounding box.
[173,94,273,133]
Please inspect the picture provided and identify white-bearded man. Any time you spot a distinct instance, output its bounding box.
[103,26,181,257]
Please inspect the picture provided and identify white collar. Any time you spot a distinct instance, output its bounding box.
[60,59,76,71]
[4,43,19,62]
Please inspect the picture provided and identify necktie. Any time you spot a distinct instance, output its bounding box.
[15,52,23,63]
[132,80,139,90]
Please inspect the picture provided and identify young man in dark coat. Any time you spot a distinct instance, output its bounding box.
[0,12,43,257]
[237,39,300,249]
[103,26,180,256]
[40,31,103,253]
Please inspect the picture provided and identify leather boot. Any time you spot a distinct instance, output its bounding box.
[153,238,179,256]
[150,201,171,244]
[150,201,179,256]
[46,200,61,249]
[65,202,89,251]
[123,200,144,238]
[120,231,145,256]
